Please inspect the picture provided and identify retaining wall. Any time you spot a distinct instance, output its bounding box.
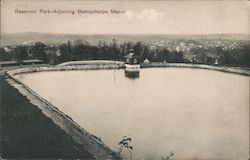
[8,62,125,76]
[141,63,250,76]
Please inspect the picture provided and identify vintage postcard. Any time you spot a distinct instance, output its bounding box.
[0,0,249,160]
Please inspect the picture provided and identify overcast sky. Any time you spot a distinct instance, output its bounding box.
[1,0,250,34]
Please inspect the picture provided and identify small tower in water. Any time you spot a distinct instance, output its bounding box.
[123,52,140,78]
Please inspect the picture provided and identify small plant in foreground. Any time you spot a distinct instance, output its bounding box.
[118,136,133,160]
[161,151,174,160]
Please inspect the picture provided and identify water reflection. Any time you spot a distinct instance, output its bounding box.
[124,70,140,79]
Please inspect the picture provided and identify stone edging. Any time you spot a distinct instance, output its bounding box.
[140,63,250,76]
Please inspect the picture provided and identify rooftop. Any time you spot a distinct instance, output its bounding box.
[123,53,140,59]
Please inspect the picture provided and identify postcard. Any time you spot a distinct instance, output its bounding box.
[0,0,249,160]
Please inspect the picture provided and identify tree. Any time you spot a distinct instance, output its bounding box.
[166,51,184,63]
[58,41,73,62]
[72,40,84,60]
[162,49,169,62]
[46,46,59,64]
[0,48,12,61]
[29,42,48,62]
[118,136,133,160]
[14,45,28,62]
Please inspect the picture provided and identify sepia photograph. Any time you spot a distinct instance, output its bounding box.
[0,0,249,160]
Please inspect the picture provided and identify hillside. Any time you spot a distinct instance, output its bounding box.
[1,32,249,46]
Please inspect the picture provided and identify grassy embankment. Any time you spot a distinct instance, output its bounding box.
[0,75,93,159]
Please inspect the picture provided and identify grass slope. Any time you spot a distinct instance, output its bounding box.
[0,75,93,159]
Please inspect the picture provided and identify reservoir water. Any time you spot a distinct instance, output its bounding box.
[15,68,249,160]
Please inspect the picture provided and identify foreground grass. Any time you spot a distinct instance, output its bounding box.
[0,75,93,159]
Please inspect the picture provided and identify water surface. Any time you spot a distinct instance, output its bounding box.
[16,68,249,160]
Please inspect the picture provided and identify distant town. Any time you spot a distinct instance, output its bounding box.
[0,33,249,68]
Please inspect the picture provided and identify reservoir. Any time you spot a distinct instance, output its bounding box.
[15,68,249,160]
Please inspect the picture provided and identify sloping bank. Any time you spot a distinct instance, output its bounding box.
[0,76,93,159]
[6,61,124,160]
[141,62,250,76]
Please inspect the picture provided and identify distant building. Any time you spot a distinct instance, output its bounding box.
[143,59,150,63]
[179,42,186,47]
[3,46,12,52]
[123,53,140,65]
[176,46,180,52]
[149,45,157,51]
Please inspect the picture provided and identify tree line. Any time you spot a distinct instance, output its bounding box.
[0,40,249,67]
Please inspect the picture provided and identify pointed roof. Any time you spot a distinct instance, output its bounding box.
[144,59,150,63]
[123,53,140,59]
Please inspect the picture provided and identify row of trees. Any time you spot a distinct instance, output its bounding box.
[0,42,48,62]
[0,40,249,67]
[184,45,250,67]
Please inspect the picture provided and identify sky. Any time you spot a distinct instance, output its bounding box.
[1,0,250,35]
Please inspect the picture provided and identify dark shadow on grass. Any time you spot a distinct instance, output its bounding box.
[0,75,94,159]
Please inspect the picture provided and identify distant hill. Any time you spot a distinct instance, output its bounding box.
[1,32,249,46]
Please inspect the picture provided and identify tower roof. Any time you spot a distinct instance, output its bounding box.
[123,53,140,59]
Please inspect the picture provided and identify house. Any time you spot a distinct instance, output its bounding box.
[123,53,140,65]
